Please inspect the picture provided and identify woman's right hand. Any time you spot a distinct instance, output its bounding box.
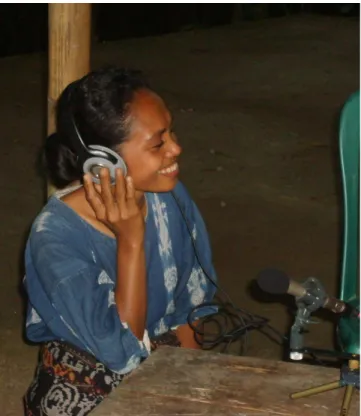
[84,167,147,341]
[83,168,145,245]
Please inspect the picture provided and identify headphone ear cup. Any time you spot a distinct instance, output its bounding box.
[83,145,128,184]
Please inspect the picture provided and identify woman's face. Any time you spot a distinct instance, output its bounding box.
[119,89,182,193]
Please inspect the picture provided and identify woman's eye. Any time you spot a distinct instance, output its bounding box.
[153,142,164,149]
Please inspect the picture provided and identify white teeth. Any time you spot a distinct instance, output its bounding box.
[159,163,178,174]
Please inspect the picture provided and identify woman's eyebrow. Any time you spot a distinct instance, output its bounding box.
[147,128,167,141]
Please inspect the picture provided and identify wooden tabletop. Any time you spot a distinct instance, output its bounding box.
[93,347,359,415]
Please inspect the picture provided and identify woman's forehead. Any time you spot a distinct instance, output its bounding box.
[130,90,171,130]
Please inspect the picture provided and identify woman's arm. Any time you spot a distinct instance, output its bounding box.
[175,322,202,349]
[84,169,147,341]
[115,239,147,340]
[28,228,150,373]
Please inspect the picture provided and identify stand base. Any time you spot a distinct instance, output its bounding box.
[290,359,359,416]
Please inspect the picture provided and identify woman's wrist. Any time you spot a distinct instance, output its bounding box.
[116,234,144,249]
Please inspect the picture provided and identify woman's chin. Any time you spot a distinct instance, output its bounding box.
[138,176,179,194]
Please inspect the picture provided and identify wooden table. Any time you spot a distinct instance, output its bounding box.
[93,347,359,415]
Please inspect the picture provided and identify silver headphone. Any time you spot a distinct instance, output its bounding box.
[71,117,127,184]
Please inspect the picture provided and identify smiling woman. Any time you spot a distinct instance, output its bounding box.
[119,87,182,192]
[23,67,217,415]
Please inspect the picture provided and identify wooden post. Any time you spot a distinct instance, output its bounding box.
[47,3,92,196]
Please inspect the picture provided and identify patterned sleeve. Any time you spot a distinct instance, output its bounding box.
[26,215,150,374]
[170,183,218,328]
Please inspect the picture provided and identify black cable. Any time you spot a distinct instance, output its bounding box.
[171,191,347,367]
[171,191,286,354]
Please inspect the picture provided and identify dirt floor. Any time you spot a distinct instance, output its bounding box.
[0,15,359,415]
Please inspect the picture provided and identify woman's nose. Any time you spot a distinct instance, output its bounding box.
[171,141,182,157]
[165,134,182,157]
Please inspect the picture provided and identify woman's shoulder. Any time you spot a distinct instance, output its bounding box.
[29,196,89,246]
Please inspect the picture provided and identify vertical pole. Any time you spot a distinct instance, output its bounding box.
[47,3,92,196]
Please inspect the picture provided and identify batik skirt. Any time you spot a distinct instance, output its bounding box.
[24,332,181,415]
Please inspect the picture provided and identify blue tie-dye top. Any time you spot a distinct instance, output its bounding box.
[24,182,217,373]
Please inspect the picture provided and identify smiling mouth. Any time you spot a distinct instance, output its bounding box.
[158,162,179,175]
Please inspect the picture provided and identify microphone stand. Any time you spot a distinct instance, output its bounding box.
[290,355,359,416]
[289,276,329,360]
[288,277,360,416]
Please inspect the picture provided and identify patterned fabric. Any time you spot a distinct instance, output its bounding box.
[24,182,217,374]
[25,335,181,415]
[24,340,125,416]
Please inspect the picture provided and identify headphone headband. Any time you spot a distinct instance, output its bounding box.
[70,116,117,164]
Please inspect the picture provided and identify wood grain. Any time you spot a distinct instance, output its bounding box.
[93,347,359,415]
[47,3,91,196]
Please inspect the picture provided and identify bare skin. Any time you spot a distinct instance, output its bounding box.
[62,89,200,348]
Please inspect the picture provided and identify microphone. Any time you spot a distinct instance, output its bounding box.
[256,268,359,319]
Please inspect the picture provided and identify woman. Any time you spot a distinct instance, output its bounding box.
[24,67,217,415]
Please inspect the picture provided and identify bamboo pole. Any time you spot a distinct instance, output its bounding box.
[47,3,92,196]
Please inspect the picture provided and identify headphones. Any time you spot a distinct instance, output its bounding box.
[70,116,128,184]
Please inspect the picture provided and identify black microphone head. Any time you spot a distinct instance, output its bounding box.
[256,268,290,295]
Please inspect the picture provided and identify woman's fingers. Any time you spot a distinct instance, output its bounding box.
[115,168,127,210]
[125,176,135,200]
[84,169,141,230]
[99,168,116,213]
[83,173,106,220]
[125,176,140,214]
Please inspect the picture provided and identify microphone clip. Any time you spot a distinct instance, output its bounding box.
[290,277,327,360]
[295,277,327,313]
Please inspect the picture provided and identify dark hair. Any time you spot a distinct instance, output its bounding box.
[43,67,150,188]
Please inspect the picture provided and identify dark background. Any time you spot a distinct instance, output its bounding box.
[0,5,359,413]
[0,3,359,58]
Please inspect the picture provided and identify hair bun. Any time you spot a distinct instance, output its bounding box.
[42,132,80,189]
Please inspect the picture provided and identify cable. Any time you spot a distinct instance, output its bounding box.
[171,191,287,355]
